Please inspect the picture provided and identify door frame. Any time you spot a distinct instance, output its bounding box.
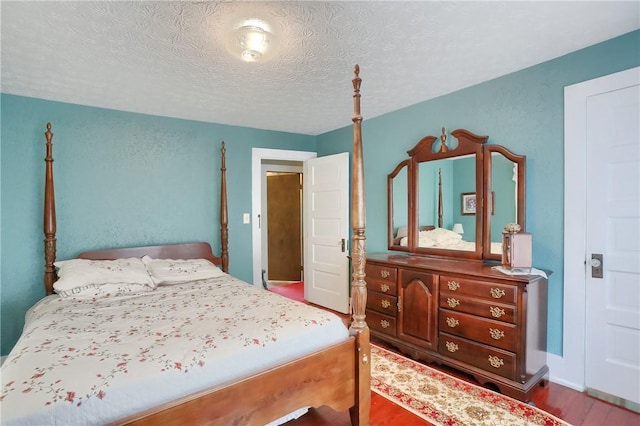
[559,66,640,391]
[252,148,316,287]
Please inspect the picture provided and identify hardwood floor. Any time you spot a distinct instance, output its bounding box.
[277,289,639,426]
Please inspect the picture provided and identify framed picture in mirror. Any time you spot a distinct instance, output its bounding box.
[461,192,495,215]
[461,192,477,215]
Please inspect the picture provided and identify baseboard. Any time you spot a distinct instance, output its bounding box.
[547,352,585,392]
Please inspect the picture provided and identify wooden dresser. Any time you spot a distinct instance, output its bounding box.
[366,253,549,402]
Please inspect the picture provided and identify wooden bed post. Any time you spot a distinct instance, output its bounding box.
[220,141,229,273]
[44,123,57,295]
[348,64,371,426]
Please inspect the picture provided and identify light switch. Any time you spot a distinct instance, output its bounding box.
[243,213,250,224]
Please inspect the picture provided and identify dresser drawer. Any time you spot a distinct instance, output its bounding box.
[439,294,516,323]
[440,275,517,304]
[367,309,397,337]
[367,291,397,316]
[366,264,397,295]
[439,332,517,381]
[439,309,517,352]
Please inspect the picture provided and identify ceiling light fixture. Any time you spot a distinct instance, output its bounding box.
[235,21,272,62]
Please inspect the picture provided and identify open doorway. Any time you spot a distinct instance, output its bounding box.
[251,148,316,288]
[262,166,302,286]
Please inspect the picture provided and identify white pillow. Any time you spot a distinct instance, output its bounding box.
[53,258,156,297]
[142,256,225,285]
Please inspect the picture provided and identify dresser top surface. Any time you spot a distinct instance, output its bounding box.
[367,252,550,284]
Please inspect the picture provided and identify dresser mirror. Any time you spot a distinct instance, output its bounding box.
[388,160,410,251]
[483,145,526,261]
[387,128,526,261]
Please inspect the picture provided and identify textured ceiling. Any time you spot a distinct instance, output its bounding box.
[2,1,639,135]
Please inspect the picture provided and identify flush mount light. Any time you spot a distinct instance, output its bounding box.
[235,20,272,62]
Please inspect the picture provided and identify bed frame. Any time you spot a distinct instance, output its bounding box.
[41,66,370,425]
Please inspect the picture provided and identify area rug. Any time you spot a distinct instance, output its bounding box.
[268,281,306,302]
[371,344,571,426]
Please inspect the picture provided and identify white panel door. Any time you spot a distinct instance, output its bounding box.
[303,153,350,314]
[585,80,640,405]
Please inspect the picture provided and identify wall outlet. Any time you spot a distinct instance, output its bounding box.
[243,213,250,224]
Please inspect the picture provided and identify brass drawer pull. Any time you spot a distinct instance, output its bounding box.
[445,341,459,353]
[381,299,391,309]
[380,283,390,293]
[490,306,505,318]
[488,355,505,369]
[489,328,505,340]
[490,288,506,299]
[446,317,459,328]
[447,280,460,291]
[380,319,390,329]
[380,270,391,279]
[447,297,460,308]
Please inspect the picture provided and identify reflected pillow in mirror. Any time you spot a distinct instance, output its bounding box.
[395,226,408,239]
[429,227,464,246]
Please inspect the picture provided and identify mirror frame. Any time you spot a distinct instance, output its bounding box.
[407,129,487,260]
[387,159,411,251]
[386,128,527,261]
[483,145,526,261]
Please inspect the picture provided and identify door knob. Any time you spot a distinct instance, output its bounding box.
[591,253,603,279]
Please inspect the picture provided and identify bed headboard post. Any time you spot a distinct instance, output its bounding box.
[44,123,57,295]
[220,141,229,273]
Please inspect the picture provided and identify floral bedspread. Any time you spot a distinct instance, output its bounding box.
[0,276,348,425]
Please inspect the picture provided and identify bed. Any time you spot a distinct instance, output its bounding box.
[0,66,371,425]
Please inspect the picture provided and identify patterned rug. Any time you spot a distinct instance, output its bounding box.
[371,344,571,426]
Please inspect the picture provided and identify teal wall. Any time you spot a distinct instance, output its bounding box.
[317,30,640,356]
[0,96,315,355]
[1,30,638,357]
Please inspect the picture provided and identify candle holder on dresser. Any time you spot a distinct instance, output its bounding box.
[501,223,532,272]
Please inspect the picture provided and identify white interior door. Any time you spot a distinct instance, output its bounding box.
[585,79,640,406]
[303,153,350,314]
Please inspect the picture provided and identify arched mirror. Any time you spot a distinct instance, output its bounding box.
[409,128,486,260]
[386,127,526,262]
[483,145,526,261]
[388,160,410,251]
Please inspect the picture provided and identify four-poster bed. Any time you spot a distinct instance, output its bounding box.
[0,66,370,425]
